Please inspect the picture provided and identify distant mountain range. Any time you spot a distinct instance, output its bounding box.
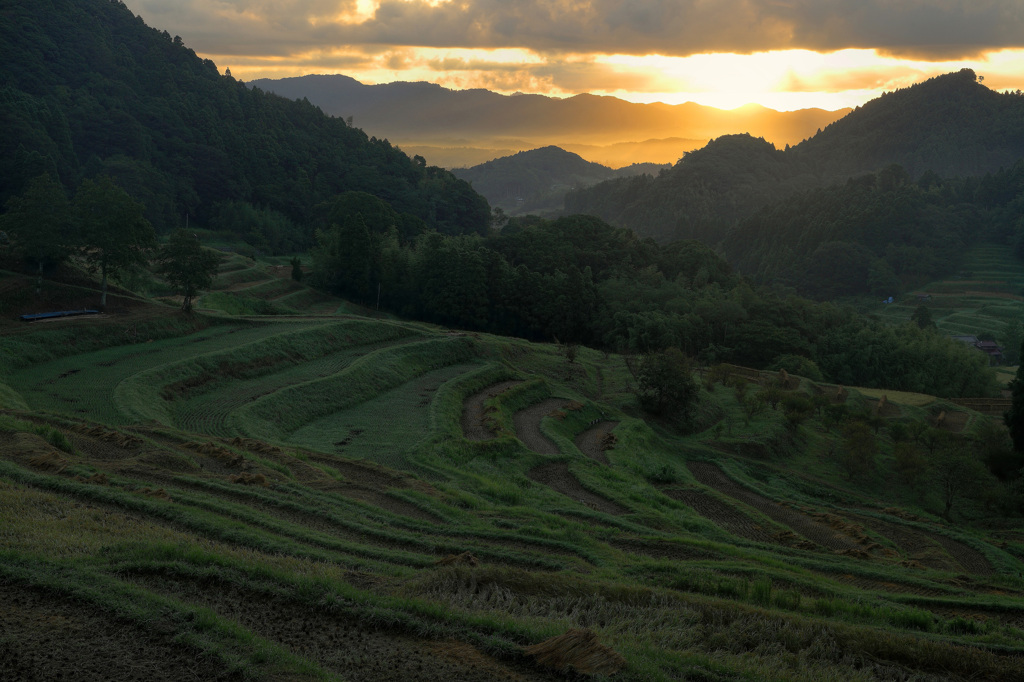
[567,70,1024,243]
[248,74,848,168]
[450,146,669,216]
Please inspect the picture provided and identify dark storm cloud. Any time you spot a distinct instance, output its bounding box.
[127,0,1024,59]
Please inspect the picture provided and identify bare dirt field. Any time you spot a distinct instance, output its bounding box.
[461,380,523,441]
[512,399,570,455]
[573,421,618,464]
[526,462,627,515]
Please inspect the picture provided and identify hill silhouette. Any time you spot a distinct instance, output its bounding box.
[568,70,1024,244]
[450,146,669,216]
[249,74,848,167]
[0,0,489,243]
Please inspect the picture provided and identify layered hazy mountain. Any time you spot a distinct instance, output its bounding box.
[450,146,669,216]
[248,74,849,168]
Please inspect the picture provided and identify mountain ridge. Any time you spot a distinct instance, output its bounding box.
[249,73,849,166]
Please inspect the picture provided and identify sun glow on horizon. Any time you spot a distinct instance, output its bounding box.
[216,46,1024,112]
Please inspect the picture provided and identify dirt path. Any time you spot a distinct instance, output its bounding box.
[513,399,570,455]
[461,380,523,441]
[574,421,618,464]
[0,583,229,681]
[687,461,862,552]
[527,462,627,515]
[663,488,779,544]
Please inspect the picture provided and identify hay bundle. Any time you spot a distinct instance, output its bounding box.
[523,628,626,676]
[139,487,172,501]
[227,437,280,454]
[29,450,68,472]
[229,473,268,487]
[74,472,109,485]
[433,552,479,567]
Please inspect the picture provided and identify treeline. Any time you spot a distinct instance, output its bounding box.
[566,70,1024,247]
[0,0,489,251]
[312,195,997,397]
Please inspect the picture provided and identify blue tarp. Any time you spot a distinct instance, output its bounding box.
[20,309,100,322]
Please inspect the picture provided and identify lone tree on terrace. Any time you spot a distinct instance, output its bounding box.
[75,177,155,307]
[0,174,75,295]
[155,230,221,312]
[637,347,699,423]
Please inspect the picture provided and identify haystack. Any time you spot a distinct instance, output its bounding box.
[433,552,479,567]
[523,628,626,676]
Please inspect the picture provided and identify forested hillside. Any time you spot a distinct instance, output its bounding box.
[724,162,1024,298]
[567,70,1024,245]
[0,0,489,250]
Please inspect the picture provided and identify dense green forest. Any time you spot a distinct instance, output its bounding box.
[0,0,489,251]
[311,199,997,397]
[724,161,1024,298]
[567,70,1024,246]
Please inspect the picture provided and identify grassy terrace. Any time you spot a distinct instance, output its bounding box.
[1,267,1023,681]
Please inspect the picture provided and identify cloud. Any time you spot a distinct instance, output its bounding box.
[126,0,1024,61]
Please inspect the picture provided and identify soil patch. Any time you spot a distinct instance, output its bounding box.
[687,462,863,552]
[526,462,627,515]
[0,582,233,682]
[574,421,618,465]
[513,399,570,455]
[663,488,779,544]
[461,380,523,441]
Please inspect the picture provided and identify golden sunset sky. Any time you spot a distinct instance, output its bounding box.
[124,0,1024,111]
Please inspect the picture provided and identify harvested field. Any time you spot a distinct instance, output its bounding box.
[128,573,556,682]
[610,536,724,561]
[527,462,627,515]
[513,399,570,455]
[687,462,862,551]
[574,420,618,464]
[663,488,779,544]
[853,515,960,572]
[927,531,995,576]
[0,582,230,682]
[461,380,523,441]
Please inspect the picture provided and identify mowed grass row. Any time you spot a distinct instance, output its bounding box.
[171,339,425,438]
[113,319,422,427]
[288,361,484,468]
[7,321,327,424]
[236,335,479,443]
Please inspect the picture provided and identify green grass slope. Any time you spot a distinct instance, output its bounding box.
[2,281,1024,680]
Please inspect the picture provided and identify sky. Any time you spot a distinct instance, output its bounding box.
[124,0,1024,111]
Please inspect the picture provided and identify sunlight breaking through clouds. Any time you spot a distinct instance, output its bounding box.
[125,0,1024,109]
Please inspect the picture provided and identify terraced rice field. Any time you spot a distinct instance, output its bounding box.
[875,244,1024,342]
[4,303,1024,681]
